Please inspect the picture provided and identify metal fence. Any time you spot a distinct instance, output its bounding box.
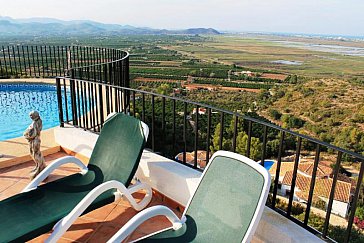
[0,45,127,85]
[56,76,364,243]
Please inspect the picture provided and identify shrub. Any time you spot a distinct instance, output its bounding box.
[269,109,282,120]
[313,199,326,211]
[355,206,364,221]
[297,212,364,242]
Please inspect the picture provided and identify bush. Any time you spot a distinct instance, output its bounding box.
[313,199,326,211]
[355,206,364,221]
[269,109,282,120]
[300,87,315,97]
[281,114,305,129]
[268,196,304,216]
[268,197,364,242]
[297,212,364,242]
[275,90,286,98]
[288,116,305,128]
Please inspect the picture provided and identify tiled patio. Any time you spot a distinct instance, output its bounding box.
[0,152,183,242]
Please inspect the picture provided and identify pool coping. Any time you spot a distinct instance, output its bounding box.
[0,78,55,85]
[0,128,60,169]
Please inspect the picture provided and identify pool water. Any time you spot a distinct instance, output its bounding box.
[0,83,69,141]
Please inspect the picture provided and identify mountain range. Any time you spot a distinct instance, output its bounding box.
[0,16,220,36]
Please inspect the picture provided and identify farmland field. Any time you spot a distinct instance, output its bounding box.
[166,35,364,79]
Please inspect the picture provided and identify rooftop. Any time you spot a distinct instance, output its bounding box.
[282,171,352,203]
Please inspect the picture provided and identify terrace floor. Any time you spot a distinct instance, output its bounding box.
[0,152,183,242]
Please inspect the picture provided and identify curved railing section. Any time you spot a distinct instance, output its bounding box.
[0,45,129,87]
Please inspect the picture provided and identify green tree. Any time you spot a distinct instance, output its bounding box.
[156,83,173,95]
[210,123,230,152]
[235,131,262,161]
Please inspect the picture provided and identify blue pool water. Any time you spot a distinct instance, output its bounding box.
[0,83,68,141]
[263,160,275,170]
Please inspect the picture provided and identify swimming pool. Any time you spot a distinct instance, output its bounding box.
[263,160,275,170]
[0,83,69,141]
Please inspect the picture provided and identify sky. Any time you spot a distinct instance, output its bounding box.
[0,0,363,36]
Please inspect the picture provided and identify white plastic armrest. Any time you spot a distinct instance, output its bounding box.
[107,205,187,243]
[125,180,151,196]
[22,156,88,193]
[114,181,153,210]
[46,180,153,243]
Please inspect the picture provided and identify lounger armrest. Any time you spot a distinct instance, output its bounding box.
[46,180,153,243]
[22,156,88,193]
[114,180,153,210]
[107,205,186,243]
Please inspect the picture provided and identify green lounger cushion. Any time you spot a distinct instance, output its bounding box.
[141,155,265,242]
[0,113,146,243]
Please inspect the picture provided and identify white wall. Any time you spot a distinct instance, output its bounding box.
[54,125,97,158]
[136,150,201,206]
[280,184,290,196]
[332,200,349,218]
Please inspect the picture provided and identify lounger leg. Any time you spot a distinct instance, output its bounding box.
[46,180,152,243]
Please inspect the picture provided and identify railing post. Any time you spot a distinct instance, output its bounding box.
[260,125,268,167]
[70,70,78,126]
[56,77,64,127]
[105,64,110,114]
[287,137,302,216]
[2,46,8,76]
[98,83,104,128]
[322,151,343,238]
[345,159,364,242]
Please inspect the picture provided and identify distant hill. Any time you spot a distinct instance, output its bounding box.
[181,28,220,35]
[0,16,221,36]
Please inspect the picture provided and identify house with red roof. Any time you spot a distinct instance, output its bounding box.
[277,162,352,217]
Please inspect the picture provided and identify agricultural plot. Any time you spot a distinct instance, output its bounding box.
[166,35,364,79]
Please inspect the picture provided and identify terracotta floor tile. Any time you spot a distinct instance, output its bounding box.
[148,197,183,216]
[82,202,117,221]
[0,163,33,181]
[87,223,121,243]
[130,215,172,240]
[0,178,17,192]
[0,192,8,201]
[42,174,67,183]
[45,152,65,160]
[57,238,78,243]
[116,190,146,207]
[61,217,101,242]
[128,230,147,242]
[0,180,28,199]
[104,204,139,227]
[27,232,51,242]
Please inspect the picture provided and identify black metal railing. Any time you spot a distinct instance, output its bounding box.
[56,76,364,243]
[0,45,127,85]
